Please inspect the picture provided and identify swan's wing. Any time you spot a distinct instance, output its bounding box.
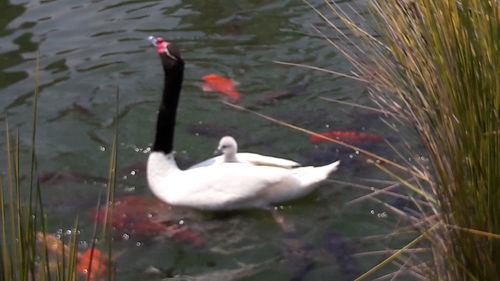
[237,153,300,168]
[188,155,224,169]
[163,164,298,210]
[188,153,299,169]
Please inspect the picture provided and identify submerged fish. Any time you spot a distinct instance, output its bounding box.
[256,84,308,105]
[77,248,107,281]
[36,232,108,281]
[309,131,381,146]
[87,196,204,246]
[322,230,360,281]
[201,74,239,100]
[187,122,241,139]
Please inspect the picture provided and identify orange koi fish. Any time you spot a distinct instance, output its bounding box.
[201,74,239,100]
[36,232,108,281]
[309,131,381,145]
[77,248,107,281]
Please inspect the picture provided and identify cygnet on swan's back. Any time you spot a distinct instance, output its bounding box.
[189,136,300,169]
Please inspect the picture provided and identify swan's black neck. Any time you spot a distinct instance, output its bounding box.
[152,57,184,154]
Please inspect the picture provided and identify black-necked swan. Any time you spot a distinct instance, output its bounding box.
[190,136,300,169]
[146,36,340,210]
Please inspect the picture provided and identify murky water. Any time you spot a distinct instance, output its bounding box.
[0,0,422,280]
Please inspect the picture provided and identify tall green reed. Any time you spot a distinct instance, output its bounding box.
[310,0,499,280]
[0,60,118,281]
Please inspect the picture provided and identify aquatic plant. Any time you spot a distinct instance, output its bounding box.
[310,0,499,280]
[0,60,117,281]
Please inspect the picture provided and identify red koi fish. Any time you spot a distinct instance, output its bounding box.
[77,248,107,281]
[309,131,381,145]
[201,74,239,100]
[87,196,204,246]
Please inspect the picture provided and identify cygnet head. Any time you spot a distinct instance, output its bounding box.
[216,136,238,162]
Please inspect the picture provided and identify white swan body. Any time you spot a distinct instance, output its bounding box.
[146,36,340,210]
[189,136,300,169]
[148,151,339,210]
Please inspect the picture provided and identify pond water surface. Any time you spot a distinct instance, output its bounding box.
[0,0,421,280]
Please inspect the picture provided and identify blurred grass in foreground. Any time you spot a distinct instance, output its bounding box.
[0,59,117,281]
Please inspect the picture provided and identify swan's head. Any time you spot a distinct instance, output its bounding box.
[148,36,182,68]
[215,136,238,156]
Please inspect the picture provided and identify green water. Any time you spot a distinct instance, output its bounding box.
[0,0,421,280]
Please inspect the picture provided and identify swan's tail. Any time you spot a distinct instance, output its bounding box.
[321,160,340,175]
[265,160,340,204]
[296,160,340,188]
